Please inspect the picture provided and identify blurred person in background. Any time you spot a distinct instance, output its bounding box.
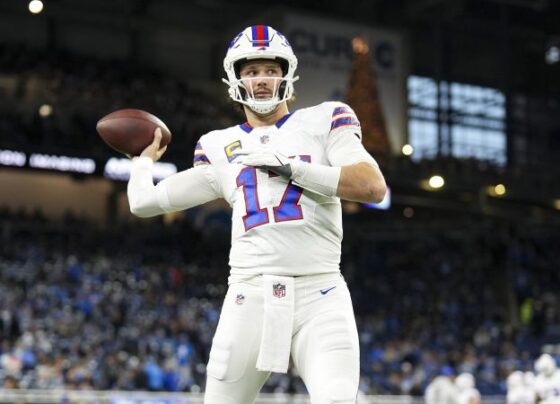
[524,371,536,392]
[424,366,458,404]
[455,373,480,404]
[534,353,560,403]
[507,370,536,404]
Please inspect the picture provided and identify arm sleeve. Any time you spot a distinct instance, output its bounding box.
[326,129,378,167]
[127,157,222,217]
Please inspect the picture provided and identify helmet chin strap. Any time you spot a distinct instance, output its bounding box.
[246,98,280,115]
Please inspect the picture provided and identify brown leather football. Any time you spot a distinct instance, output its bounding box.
[96,109,172,156]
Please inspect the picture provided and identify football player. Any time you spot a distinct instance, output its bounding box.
[534,354,560,403]
[424,366,458,404]
[455,373,481,404]
[507,370,536,404]
[127,25,386,404]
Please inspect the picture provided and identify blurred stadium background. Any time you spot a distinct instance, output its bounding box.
[1,0,559,403]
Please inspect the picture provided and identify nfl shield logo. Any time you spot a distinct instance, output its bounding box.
[260,135,270,144]
[272,283,286,298]
[236,294,245,305]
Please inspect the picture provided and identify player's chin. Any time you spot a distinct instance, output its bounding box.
[246,105,279,118]
[255,108,279,118]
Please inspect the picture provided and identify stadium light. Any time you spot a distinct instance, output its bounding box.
[104,157,177,181]
[29,153,96,174]
[38,104,53,118]
[420,175,445,191]
[427,175,445,189]
[401,144,414,156]
[553,199,560,210]
[494,184,506,196]
[546,46,560,65]
[28,0,44,14]
[486,183,507,197]
[0,149,26,167]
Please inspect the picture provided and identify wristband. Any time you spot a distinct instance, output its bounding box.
[289,159,341,197]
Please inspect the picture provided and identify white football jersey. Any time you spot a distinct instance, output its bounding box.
[507,386,536,404]
[535,370,560,402]
[425,376,458,404]
[193,102,374,277]
[457,387,480,404]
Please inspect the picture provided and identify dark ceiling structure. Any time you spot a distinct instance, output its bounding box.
[281,0,560,97]
[2,0,559,96]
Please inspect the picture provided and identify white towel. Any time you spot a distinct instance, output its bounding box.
[256,275,295,373]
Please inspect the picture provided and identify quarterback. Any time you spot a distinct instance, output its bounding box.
[127,25,386,404]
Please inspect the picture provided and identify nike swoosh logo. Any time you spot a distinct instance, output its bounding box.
[320,286,337,295]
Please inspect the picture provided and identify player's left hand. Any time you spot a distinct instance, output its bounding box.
[236,147,293,177]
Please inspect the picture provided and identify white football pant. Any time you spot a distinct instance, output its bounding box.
[204,272,360,404]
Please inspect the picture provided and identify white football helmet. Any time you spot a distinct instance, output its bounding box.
[524,371,535,386]
[506,371,524,390]
[455,373,475,391]
[223,25,299,115]
[535,353,557,377]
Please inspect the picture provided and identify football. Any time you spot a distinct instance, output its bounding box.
[96,109,172,156]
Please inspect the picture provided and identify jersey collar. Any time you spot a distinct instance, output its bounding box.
[239,122,253,133]
[274,112,292,128]
[238,112,293,133]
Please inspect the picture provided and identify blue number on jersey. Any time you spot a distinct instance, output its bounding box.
[273,156,310,222]
[237,167,269,230]
[237,156,311,231]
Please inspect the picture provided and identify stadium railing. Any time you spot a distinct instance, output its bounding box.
[0,390,506,404]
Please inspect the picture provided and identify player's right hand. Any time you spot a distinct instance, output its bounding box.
[139,127,168,162]
[237,147,294,177]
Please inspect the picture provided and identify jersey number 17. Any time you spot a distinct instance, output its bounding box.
[237,156,310,231]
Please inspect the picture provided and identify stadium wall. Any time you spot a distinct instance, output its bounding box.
[0,390,507,404]
[0,170,112,222]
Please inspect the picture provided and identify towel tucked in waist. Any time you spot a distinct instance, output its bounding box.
[256,275,294,373]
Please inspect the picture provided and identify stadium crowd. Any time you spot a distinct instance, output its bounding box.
[0,208,558,396]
